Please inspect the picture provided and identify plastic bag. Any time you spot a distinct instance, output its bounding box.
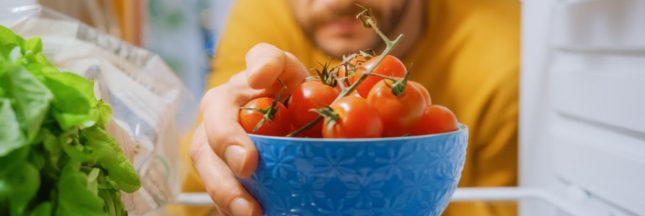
[1,4,193,215]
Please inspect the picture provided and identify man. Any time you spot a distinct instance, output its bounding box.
[185,0,519,215]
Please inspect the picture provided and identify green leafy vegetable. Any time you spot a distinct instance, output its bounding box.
[30,202,52,216]
[0,25,140,216]
[81,126,140,193]
[0,99,25,156]
[0,65,52,142]
[55,163,105,216]
[43,72,98,130]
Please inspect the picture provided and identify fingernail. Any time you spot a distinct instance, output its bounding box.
[230,197,254,216]
[225,145,247,176]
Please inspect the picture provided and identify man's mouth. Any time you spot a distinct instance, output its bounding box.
[319,18,361,35]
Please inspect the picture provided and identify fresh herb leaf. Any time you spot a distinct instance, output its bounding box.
[0,25,140,216]
[56,162,105,216]
[82,126,140,193]
[43,72,98,129]
[1,66,52,142]
[0,99,25,156]
[30,202,52,216]
[0,162,40,216]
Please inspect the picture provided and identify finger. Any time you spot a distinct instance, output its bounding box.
[200,85,260,178]
[190,126,263,216]
[245,43,308,91]
[282,51,309,90]
[200,71,268,113]
[245,43,286,89]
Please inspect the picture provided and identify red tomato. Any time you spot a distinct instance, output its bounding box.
[411,105,459,135]
[239,97,290,136]
[288,80,340,137]
[409,81,432,105]
[352,55,406,97]
[366,80,428,136]
[337,54,371,91]
[266,81,290,101]
[322,96,383,138]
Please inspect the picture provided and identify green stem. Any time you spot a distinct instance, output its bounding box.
[367,73,399,82]
[313,107,339,123]
[250,79,286,132]
[391,65,412,96]
[336,77,347,91]
[252,118,268,132]
[267,79,286,119]
[287,115,323,137]
[337,34,403,100]
[287,8,404,137]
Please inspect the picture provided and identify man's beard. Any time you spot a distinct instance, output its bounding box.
[302,1,410,58]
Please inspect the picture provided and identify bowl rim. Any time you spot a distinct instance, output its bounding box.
[248,124,468,143]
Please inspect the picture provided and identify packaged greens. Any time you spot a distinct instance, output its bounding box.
[0,25,140,216]
[2,4,192,215]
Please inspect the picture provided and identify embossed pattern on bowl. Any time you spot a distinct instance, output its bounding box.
[241,125,468,216]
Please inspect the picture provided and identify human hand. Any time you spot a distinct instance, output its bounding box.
[190,43,307,216]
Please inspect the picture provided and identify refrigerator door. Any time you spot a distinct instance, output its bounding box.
[520,0,645,215]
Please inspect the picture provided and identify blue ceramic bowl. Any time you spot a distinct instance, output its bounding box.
[240,125,468,216]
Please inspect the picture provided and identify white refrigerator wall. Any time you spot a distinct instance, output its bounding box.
[520,0,645,215]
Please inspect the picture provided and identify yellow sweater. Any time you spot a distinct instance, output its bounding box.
[181,0,519,215]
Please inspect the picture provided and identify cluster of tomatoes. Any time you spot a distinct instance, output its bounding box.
[238,53,459,138]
